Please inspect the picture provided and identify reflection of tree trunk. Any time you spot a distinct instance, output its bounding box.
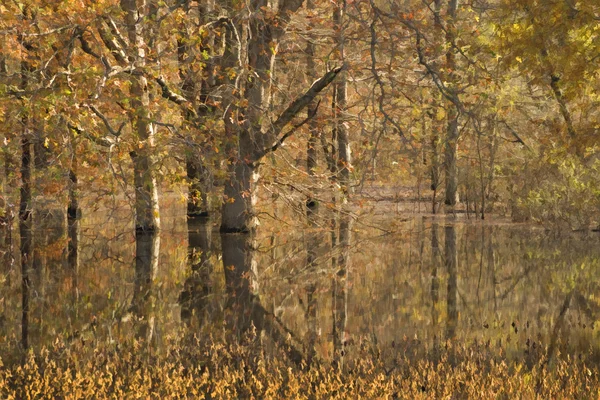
[180,217,214,323]
[305,198,320,365]
[546,290,573,366]
[131,231,160,343]
[333,213,351,368]
[487,227,497,313]
[67,156,80,274]
[221,232,304,364]
[33,211,48,274]
[430,222,441,356]
[445,223,458,340]
[20,132,32,351]
[222,232,256,335]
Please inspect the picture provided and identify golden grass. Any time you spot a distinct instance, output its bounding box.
[1,334,599,399]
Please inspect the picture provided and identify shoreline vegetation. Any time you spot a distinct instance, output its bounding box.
[2,334,599,399]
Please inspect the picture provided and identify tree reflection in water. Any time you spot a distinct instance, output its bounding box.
[2,211,600,368]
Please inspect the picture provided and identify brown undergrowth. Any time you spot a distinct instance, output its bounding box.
[1,333,599,399]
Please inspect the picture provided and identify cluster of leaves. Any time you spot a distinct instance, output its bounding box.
[511,146,600,229]
[2,332,600,399]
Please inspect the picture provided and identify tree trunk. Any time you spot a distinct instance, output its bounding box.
[219,0,340,233]
[304,13,320,364]
[121,0,160,233]
[221,153,257,233]
[332,0,352,369]
[19,52,33,351]
[444,0,460,208]
[178,3,215,219]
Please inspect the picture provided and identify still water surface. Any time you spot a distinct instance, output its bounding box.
[1,200,599,367]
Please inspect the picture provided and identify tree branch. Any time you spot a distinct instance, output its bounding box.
[96,20,128,66]
[68,123,117,148]
[85,104,126,137]
[254,66,344,161]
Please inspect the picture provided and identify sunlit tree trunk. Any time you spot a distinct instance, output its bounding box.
[429,0,443,212]
[121,0,160,233]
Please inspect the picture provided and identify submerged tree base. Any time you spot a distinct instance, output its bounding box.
[1,335,599,399]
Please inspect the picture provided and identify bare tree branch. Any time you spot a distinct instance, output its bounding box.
[254,66,344,161]
[85,104,126,137]
[68,123,117,148]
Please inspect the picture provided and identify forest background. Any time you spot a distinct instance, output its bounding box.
[1,0,599,233]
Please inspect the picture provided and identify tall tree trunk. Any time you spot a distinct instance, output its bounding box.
[121,0,160,233]
[332,0,352,369]
[33,118,49,170]
[430,0,443,211]
[304,8,320,365]
[444,0,460,208]
[179,2,215,219]
[219,0,340,233]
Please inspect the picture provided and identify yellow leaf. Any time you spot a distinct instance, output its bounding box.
[436,108,446,121]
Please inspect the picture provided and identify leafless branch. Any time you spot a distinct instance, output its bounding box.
[254,66,344,161]
[85,104,126,137]
[68,123,117,148]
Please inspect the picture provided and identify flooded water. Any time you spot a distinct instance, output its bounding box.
[1,196,600,368]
